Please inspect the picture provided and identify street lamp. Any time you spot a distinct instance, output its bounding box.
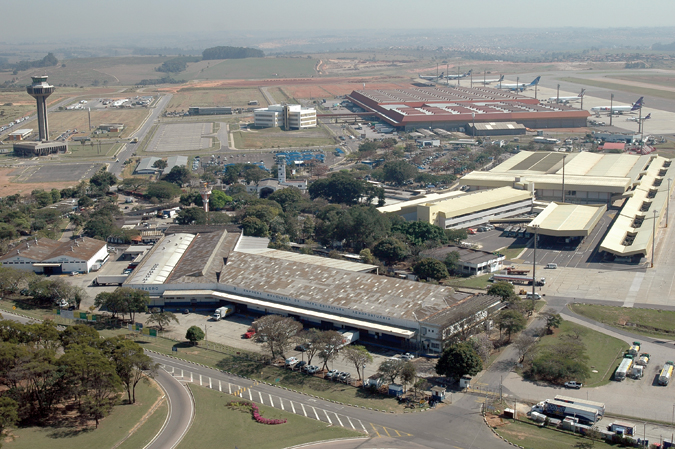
[363,363,367,387]
[562,154,567,203]
[532,225,539,300]
[610,94,614,126]
[652,209,658,268]
[668,178,672,228]
[556,84,560,104]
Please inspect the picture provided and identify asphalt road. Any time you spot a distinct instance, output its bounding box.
[149,352,511,449]
[145,368,194,449]
[109,93,173,178]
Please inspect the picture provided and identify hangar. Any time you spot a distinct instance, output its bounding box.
[124,228,501,353]
[347,86,589,132]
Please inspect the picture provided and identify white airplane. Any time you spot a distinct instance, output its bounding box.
[495,76,541,92]
[591,97,644,115]
[444,69,472,80]
[548,89,585,104]
[419,71,444,81]
[476,75,504,85]
[626,113,651,122]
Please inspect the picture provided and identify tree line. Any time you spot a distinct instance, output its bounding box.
[202,46,264,60]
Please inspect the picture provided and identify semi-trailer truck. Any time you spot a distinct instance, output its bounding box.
[554,395,605,416]
[659,361,674,386]
[337,330,360,348]
[212,305,234,321]
[615,356,634,381]
[490,274,546,286]
[534,399,600,425]
[93,275,128,286]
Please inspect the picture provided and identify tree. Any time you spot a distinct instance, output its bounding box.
[394,221,447,246]
[487,281,516,302]
[513,333,536,363]
[469,334,493,365]
[176,207,207,225]
[146,308,179,331]
[243,166,268,186]
[241,217,269,237]
[373,237,408,264]
[60,324,100,350]
[253,315,302,359]
[147,181,181,202]
[413,258,449,281]
[309,172,383,206]
[90,168,117,189]
[152,159,168,170]
[435,342,483,381]
[0,397,18,438]
[445,228,467,244]
[341,345,373,380]
[529,336,590,383]
[359,248,375,264]
[317,330,344,371]
[400,361,416,392]
[377,358,404,384]
[378,160,418,186]
[496,310,527,341]
[209,190,232,210]
[109,338,156,404]
[268,187,303,212]
[163,166,192,186]
[185,326,205,345]
[544,312,563,335]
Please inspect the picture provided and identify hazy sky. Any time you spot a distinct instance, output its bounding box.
[4,0,675,41]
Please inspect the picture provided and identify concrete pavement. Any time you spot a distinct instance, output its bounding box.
[145,368,194,449]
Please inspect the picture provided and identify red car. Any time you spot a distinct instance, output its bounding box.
[244,331,255,339]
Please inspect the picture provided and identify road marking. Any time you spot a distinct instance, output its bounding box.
[190,372,193,382]
[394,428,401,437]
[301,403,307,417]
[370,422,381,437]
[291,401,296,414]
[280,398,285,411]
[358,420,367,433]
[258,391,263,403]
[323,409,332,424]
[219,380,222,392]
[312,406,320,421]
[347,416,355,430]
[228,383,231,394]
[382,426,392,437]
[209,377,212,389]
[269,394,274,407]
[199,374,202,386]
[334,413,343,427]
[180,369,183,378]
[248,389,252,400]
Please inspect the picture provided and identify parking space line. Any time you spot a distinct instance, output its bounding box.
[248,389,252,400]
[323,409,332,424]
[190,372,193,382]
[199,374,202,386]
[334,413,343,427]
[258,391,263,403]
[312,407,320,421]
[358,420,367,433]
[269,394,274,407]
[209,377,212,389]
[394,428,401,437]
[347,416,355,430]
[290,401,296,414]
[228,383,231,394]
[301,403,307,417]
[180,369,183,378]
[219,380,222,392]
[382,427,391,437]
[280,398,285,411]
[370,423,381,437]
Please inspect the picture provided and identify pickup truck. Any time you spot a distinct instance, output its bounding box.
[564,381,583,389]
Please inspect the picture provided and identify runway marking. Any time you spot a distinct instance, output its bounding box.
[291,401,296,414]
[301,403,307,417]
[323,409,332,424]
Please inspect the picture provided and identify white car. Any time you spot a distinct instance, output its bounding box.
[285,357,298,366]
[326,369,339,379]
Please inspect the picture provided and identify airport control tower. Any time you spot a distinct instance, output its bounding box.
[26,76,54,141]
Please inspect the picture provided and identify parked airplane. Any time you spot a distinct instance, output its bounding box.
[444,69,472,80]
[590,97,644,115]
[495,76,541,91]
[419,72,444,81]
[477,75,504,85]
[626,113,651,122]
[548,89,585,104]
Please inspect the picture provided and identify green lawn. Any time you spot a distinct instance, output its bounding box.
[5,380,163,449]
[116,398,168,449]
[527,320,626,387]
[558,77,675,101]
[499,241,529,260]
[136,334,403,412]
[494,417,617,449]
[65,142,121,159]
[444,273,493,289]
[570,303,675,339]
[178,385,363,449]
[232,126,334,149]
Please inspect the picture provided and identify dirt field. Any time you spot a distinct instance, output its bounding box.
[166,87,268,111]
[0,166,84,196]
[233,126,334,149]
[18,108,150,140]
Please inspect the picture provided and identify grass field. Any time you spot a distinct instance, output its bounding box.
[559,77,675,101]
[116,398,168,449]
[135,335,403,412]
[167,87,269,111]
[444,273,493,289]
[66,141,121,159]
[493,417,616,449]
[569,303,675,339]
[179,385,362,449]
[607,73,675,89]
[528,320,626,388]
[186,57,317,81]
[4,380,163,449]
[232,126,334,149]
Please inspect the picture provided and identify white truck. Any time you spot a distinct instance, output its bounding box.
[211,305,234,321]
[93,274,128,286]
[338,330,359,348]
[627,341,641,357]
[659,361,674,386]
[636,353,650,366]
[536,399,600,425]
[554,395,605,416]
[615,356,633,381]
[491,273,546,286]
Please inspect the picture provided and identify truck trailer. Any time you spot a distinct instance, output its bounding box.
[615,356,634,381]
[659,361,674,386]
[540,399,600,425]
[554,395,605,416]
[627,341,641,357]
[211,305,234,321]
[609,421,636,436]
[93,274,129,286]
[636,353,650,366]
[338,330,360,348]
[491,274,546,286]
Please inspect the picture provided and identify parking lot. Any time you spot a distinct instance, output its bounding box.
[146,122,213,152]
[12,162,104,183]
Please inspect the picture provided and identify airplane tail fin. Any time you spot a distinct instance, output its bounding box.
[631,97,644,110]
[466,69,472,76]
[439,72,444,79]
[579,88,585,97]
[530,76,541,86]
[498,75,504,82]
[645,113,651,120]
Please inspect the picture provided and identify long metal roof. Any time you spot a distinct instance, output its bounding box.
[527,202,607,237]
[127,233,195,285]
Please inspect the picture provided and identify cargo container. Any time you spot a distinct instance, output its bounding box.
[609,421,636,436]
[93,274,128,286]
[554,395,605,416]
[659,361,674,386]
[540,399,600,425]
[615,356,633,381]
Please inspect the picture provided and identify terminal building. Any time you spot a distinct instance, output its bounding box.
[122,227,501,353]
[347,86,589,132]
[462,151,675,258]
[254,104,317,130]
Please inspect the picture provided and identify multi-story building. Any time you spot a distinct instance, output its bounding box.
[254,104,316,130]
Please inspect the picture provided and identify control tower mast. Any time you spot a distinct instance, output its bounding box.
[26,76,55,142]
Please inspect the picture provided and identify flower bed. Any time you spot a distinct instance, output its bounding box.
[227,401,287,425]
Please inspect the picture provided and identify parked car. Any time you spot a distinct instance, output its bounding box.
[305,365,319,374]
[526,293,542,300]
[295,361,307,370]
[285,357,298,367]
[401,353,415,360]
[339,372,351,382]
[564,381,583,389]
[326,369,339,379]
[182,309,190,314]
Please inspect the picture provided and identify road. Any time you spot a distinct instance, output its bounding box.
[109,93,173,178]
[148,352,510,449]
[145,368,194,449]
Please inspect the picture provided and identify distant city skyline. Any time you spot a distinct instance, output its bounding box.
[3,0,675,43]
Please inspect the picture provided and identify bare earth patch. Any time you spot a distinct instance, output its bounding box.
[0,167,79,196]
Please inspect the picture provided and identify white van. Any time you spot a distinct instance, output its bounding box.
[546,263,558,269]
[526,293,542,300]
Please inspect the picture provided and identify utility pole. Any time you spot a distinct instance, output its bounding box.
[556,84,560,104]
[610,94,614,126]
[532,225,538,299]
[484,69,486,86]
[562,154,567,203]
[668,178,672,228]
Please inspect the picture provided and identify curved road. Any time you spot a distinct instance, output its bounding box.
[145,368,194,449]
